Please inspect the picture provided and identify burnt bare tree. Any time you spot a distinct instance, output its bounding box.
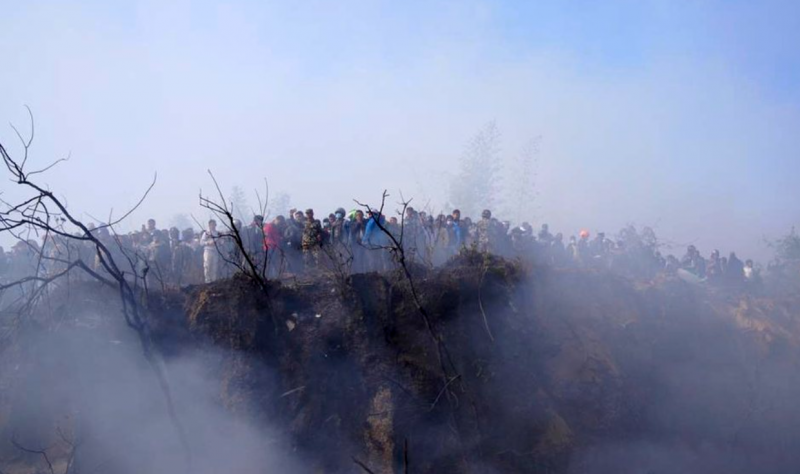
[9,424,79,474]
[319,232,355,298]
[0,109,192,471]
[198,170,275,292]
[355,191,484,467]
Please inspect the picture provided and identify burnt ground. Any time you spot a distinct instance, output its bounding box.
[3,254,800,473]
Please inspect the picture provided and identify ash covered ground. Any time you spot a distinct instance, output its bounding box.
[3,245,800,473]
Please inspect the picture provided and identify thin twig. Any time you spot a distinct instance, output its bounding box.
[477,263,495,342]
[353,457,377,474]
[430,374,461,411]
[11,436,54,474]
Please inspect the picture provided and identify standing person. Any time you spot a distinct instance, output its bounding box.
[446,215,462,256]
[550,233,567,266]
[349,210,367,273]
[743,259,761,291]
[147,230,172,286]
[200,219,220,283]
[263,215,286,278]
[242,215,266,274]
[726,252,745,285]
[301,209,323,272]
[166,227,182,283]
[143,218,158,239]
[402,207,420,263]
[181,228,205,284]
[449,208,463,250]
[168,227,182,252]
[462,217,475,247]
[577,230,591,265]
[171,229,195,286]
[423,214,436,264]
[321,218,332,244]
[590,233,607,259]
[219,219,244,279]
[264,216,285,250]
[476,210,494,253]
[363,208,389,271]
[284,210,305,274]
[707,250,723,281]
[432,214,450,265]
[681,245,706,278]
[330,208,349,244]
[566,236,579,265]
[538,224,553,245]
[449,210,463,251]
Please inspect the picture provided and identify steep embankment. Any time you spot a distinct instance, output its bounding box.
[172,255,800,473]
[3,256,800,473]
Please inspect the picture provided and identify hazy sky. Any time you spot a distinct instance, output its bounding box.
[1,0,798,260]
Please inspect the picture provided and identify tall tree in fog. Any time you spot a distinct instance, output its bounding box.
[449,121,503,218]
[268,192,292,218]
[229,186,250,223]
[771,227,800,262]
[169,213,192,231]
[506,137,541,224]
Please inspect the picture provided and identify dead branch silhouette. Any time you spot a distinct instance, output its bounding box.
[0,109,192,472]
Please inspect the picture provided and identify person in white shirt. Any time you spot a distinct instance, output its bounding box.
[200,219,220,283]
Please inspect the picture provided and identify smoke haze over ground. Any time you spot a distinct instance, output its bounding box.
[1,1,799,261]
[5,253,800,473]
[2,295,303,474]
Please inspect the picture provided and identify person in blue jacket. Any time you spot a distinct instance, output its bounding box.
[363,209,388,248]
[450,209,463,250]
[363,209,390,271]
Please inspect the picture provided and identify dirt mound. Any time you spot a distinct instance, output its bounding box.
[4,259,800,473]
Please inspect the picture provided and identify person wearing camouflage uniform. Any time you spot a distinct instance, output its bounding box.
[301,208,323,271]
[476,209,496,253]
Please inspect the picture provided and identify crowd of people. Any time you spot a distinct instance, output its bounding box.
[0,206,760,291]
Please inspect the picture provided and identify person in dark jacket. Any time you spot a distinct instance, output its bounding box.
[241,215,266,274]
[283,211,305,274]
[726,252,744,285]
[347,210,366,273]
[329,207,349,244]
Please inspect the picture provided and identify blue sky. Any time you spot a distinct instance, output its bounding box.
[1,0,798,259]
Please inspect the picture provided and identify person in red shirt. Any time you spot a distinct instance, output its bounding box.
[263,215,286,277]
